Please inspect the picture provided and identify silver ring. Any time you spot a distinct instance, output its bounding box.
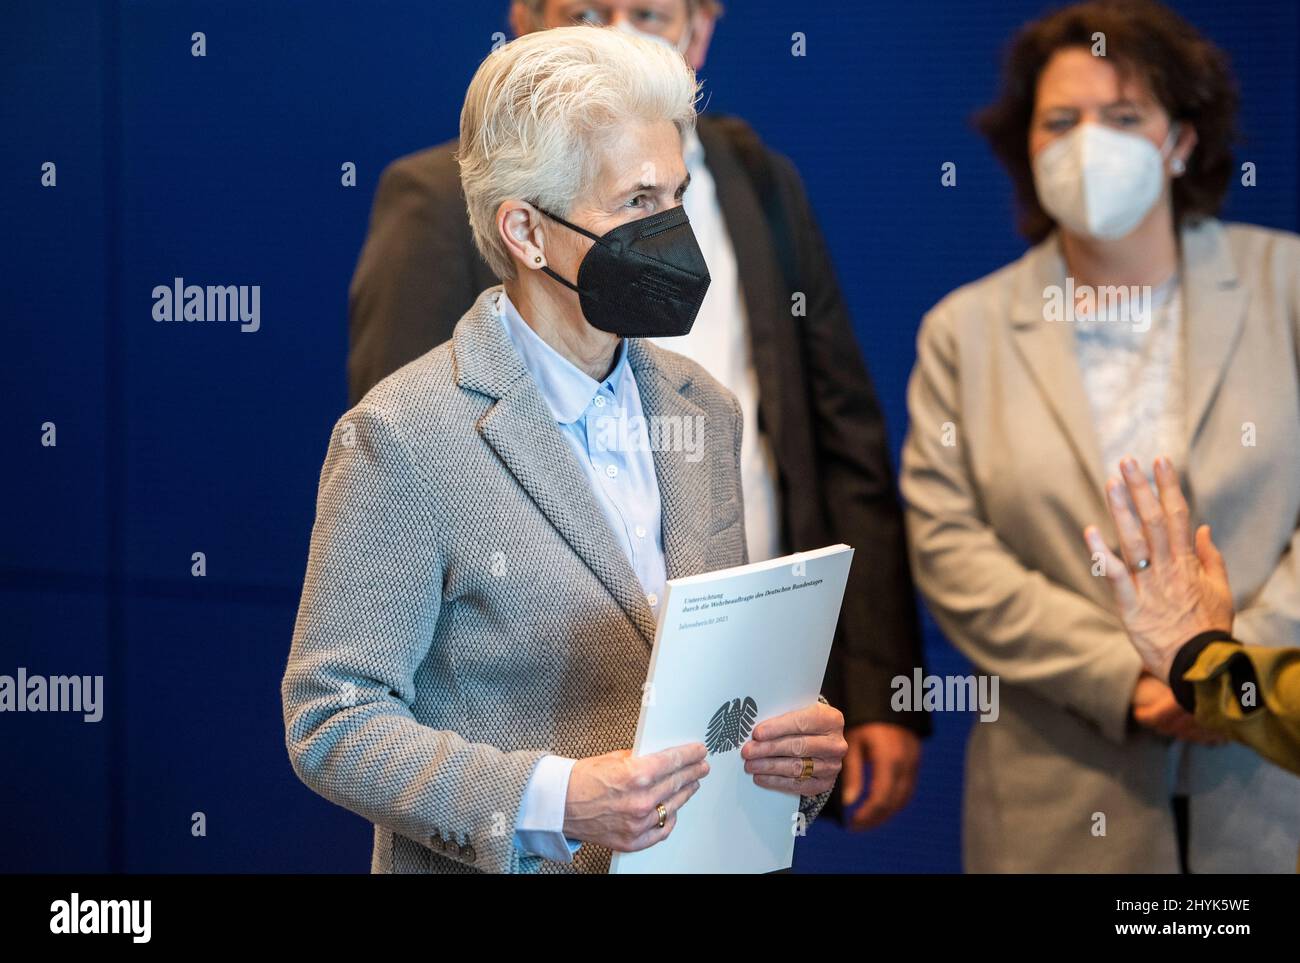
[1134,558,1151,572]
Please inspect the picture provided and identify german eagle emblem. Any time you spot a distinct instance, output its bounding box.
[705,696,758,754]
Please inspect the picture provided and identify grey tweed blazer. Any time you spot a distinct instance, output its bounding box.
[282,285,832,874]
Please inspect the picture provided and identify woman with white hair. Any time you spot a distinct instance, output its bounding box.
[282,25,847,875]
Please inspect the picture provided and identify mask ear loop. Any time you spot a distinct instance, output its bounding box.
[539,263,580,294]
[530,204,604,293]
[533,204,604,244]
[1162,122,1187,175]
[529,202,689,291]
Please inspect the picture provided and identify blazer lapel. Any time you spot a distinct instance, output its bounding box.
[1180,219,1248,442]
[627,339,712,583]
[1008,236,1109,498]
[454,288,658,645]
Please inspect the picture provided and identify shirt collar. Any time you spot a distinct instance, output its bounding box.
[496,289,630,425]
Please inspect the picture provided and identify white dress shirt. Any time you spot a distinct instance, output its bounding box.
[649,124,784,562]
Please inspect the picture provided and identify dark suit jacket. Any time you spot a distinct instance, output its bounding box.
[346,114,931,775]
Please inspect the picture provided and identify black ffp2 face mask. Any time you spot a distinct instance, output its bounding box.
[532,203,712,338]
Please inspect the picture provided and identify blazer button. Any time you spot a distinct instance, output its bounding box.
[461,844,476,863]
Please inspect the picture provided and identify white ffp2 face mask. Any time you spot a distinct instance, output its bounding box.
[1032,122,1180,241]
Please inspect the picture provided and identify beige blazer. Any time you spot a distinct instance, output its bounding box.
[901,218,1300,872]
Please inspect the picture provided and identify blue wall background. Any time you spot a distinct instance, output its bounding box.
[3,0,1297,873]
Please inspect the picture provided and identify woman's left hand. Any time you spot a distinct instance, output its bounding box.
[1084,455,1235,683]
[740,699,847,797]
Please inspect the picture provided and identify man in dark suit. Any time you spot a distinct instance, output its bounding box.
[347,0,930,831]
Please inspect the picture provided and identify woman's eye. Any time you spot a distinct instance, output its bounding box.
[1044,117,1075,132]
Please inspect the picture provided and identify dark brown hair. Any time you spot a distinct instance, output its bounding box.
[976,0,1238,243]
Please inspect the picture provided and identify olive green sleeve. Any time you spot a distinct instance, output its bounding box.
[1183,641,1300,776]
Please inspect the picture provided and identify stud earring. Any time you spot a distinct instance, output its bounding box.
[1171,157,1186,175]
[534,256,543,264]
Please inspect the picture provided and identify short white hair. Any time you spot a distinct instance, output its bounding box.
[457,25,701,280]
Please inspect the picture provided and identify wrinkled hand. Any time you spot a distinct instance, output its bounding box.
[839,723,921,830]
[563,743,709,852]
[1083,455,1235,684]
[740,699,847,796]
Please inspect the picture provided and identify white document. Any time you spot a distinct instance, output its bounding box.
[609,544,854,874]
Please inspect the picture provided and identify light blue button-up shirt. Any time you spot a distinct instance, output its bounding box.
[497,289,668,863]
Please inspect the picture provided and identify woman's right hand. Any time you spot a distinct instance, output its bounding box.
[562,744,709,852]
